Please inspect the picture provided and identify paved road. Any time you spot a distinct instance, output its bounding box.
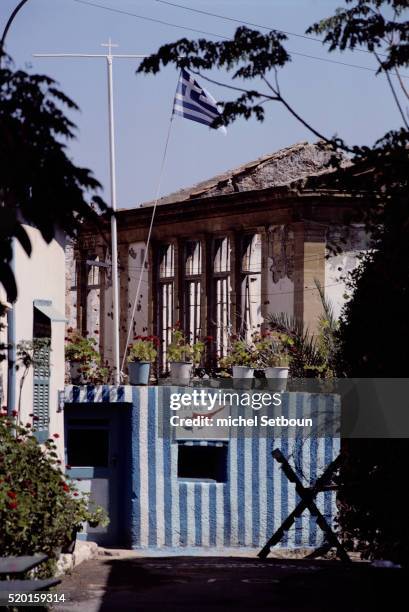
[55,555,406,612]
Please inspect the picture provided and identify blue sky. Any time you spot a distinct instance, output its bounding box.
[1,0,402,208]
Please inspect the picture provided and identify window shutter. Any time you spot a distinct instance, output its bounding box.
[33,342,50,442]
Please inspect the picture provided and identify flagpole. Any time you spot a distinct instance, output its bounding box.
[34,42,149,385]
[120,113,175,376]
[105,42,120,384]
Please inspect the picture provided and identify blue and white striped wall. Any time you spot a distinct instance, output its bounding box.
[65,385,340,551]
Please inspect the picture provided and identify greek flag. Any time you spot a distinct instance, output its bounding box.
[173,68,226,132]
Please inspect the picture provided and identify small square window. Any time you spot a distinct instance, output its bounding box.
[177,442,228,482]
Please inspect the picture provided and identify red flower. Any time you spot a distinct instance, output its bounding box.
[62,484,70,493]
[73,492,79,497]
[7,491,17,499]
[53,433,60,439]
[94,330,99,334]
[32,415,39,421]
[7,501,18,510]
[11,410,18,417]
[205,336,213,342]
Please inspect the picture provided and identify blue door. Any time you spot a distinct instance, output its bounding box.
[65,406,130,547]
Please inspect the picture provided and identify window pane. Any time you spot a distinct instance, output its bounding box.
[214,237,230,273]
[215,276,231,358]
[160,281,174,368]
[242,234,262,273]
[159,244,174,278]
[185,241,202,276]
[185,280,201,343]
[241,273,262,343]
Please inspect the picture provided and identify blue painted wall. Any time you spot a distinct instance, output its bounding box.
[65,385,340,551]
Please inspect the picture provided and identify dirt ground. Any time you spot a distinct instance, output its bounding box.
[53,552,407,612]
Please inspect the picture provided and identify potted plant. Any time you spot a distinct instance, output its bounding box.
[0,416,109,573]
[219,338,257,388]
[65,329,100,384]
[60,496,110,553]
[167,327,204,383]
[254,330,292,390]
[127,336,158,385]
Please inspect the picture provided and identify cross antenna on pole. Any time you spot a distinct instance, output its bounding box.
[101,37,118,57]
[33,42,148,384]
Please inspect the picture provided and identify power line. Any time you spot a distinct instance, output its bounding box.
[71,0,404,78]
[72,0,228,38]
[155,0,384,58]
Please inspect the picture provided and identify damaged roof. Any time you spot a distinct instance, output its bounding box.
[134,141,347,210]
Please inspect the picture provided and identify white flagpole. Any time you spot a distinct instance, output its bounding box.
[34,42,149,385]
[104,40,120,384]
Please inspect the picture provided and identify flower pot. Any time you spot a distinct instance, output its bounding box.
[61,527,79,554]
[69,361,84,385]
[265,366,289,391]
[169,361,193,384]
[232,365,254,389]
[128,361,151,385]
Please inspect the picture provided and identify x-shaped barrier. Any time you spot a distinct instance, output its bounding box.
[258,448,350,562]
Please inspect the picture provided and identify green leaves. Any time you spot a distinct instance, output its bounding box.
[307,1,409,73]
[0,415,108,572]
[0,55,109,301]
[138,27,290,77]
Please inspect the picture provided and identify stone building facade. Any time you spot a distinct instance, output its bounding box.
[67,141,368,375]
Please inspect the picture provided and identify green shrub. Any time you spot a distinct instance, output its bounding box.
[127,336,158,363]
[167,328,204,364]
[65,329,99,363]
[218,338,257,369]
[0,413,108,575]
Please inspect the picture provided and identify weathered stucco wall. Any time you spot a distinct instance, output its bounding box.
[325,225,368,321]
[102,252,114,366]
[1,226,66,454]
[127,242,149,340]
[265,225,294,320]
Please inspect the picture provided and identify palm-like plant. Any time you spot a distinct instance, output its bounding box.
[266,279,338,378]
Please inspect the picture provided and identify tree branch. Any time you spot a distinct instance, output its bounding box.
[262,75,351,151]
[0,0,31,52]
[190,69,279,101]
[394,68,409,102]
[374,52,409,129]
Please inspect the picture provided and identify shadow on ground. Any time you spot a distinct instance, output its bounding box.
[57,555,408,612]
